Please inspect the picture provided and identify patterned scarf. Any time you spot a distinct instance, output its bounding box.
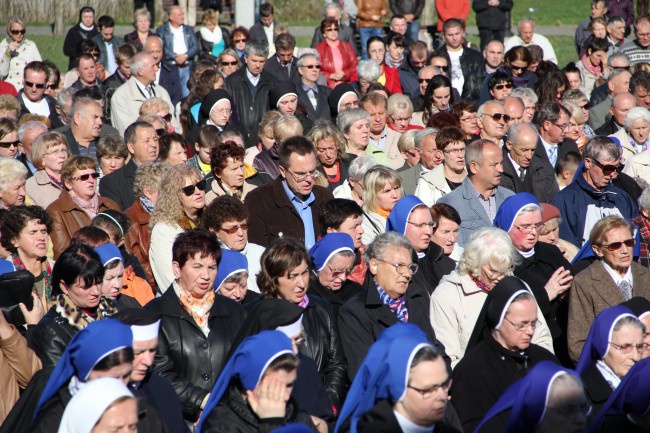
[376,283,408,322]
[178,213,199,230]
[54,293,117,331]
[298,293,310,308]
[633,215,650,268]
[581,54,602,76]
[384,53,403,69]
[46,171,65,190]
[12,253,52,302]
[139,196,155,214]
[173,281,215,336]
[70,192,99,219]
[470,274,493,292]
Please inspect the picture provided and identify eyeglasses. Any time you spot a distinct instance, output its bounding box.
[418,78,432,84]
[600,238,635,251]
[553,122,570,130]
[24,80,46,89]
[614,65,631,71]
[220,222,249,234]
[181,179,207,196]
[609,342,645,354]
[302,64,322,69]
[494,83,513,90]
[433,65,449,72]
[407,221,436,229]
[73,172,100,182]
[326,265,354,278]
[325,27,339,32]
[376,258,418,274]
[233,38,248,43]
[0,140,19,148]
[513,222,544,233]
[482,113,511,122]
[459,115,477,122]
[547,403,592,417]
[590,158,625,175]
[286,169,321,182]
[442,147,466,155]
[510,65,527,72]
[221,61,238,66]
[504,317,541,332]
[162,113,172,122]
[10,29,26,35]
[390,115,411,123]
[45,147,69,156]
[155,128,166,137]
[408,377,452,398]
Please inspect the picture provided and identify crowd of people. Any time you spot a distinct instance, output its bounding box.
[2,0,650,432]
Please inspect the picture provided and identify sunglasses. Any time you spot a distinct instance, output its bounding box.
[591,159,624,175]
[156,128,166,136]
[432,65,449,72]
[10,29,26,35]
[418,78,432,84]
[482,113,511,122]
[510,65,527,72]
[494,83,513,90]
[600,239,635,251]
[325,27,339,32]
[182,179,207,196]
[24,80,46,89]
[580,102,590,109]
[233,38,247,43]
[220,222,249,234]
[221,61,238,66]
[302,64,321,69]
[0,140,19,148]
[162,113,172,122]
[74,172,100,181]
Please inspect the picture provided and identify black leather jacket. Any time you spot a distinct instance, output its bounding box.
[146,287,246,421]
[300,295,347,408]
[433,46,485,102]
[28,307,79,368]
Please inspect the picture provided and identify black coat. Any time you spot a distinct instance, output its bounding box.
[594,118,620,136]
[357,400,462,433]
[581,364,615,423]
[472,0,513,31]
[308,277,361,320]
[63,24,99,69]
[17,92,64,130]
[412,242,456,296]
[28,306,79,368]
[450,331,558,433]
[300,295,347,408]
[263,55,301,84]
[338,272,450,380]
[99,159,138,210]
[201,383,318,433]
[224,67,273,147]
[135,371,191,433]
[500,146,559,203]
[146,287,246,421]
[159,62,183,107]
[296,82,332,121]
[196,27,231,63]
[613,172,643,203]
[433,45,485,102]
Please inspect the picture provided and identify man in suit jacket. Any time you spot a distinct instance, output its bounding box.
[398,128,439,195]
[296,52,332,121]
[111,51,177,136]
[92,15,125,76]
[249,3,276,49]
[262,33,300,84]
[535,102,580,171]
[100,121,159,210]
[438,140,514,247]
[310,3,359,56]
[145,36,183,107]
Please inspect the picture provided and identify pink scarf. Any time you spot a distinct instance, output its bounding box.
[581,54,602,77]
[70,192,99,219]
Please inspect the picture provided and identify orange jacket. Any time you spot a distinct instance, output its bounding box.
[436,0,470,32]
[120,265,155,306]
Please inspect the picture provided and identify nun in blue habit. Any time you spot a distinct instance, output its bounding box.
[214,249,259,305]
[575,305,645,420]
[197,330,320,433]
[474,361,589,433]
[0,319,133,433]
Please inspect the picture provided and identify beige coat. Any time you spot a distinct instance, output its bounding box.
[204,179,256,205]
[622,144,650,180]
[25,170,63,210]
[383,127,406,170]
[0,39,41,92]
[414,163,465,207]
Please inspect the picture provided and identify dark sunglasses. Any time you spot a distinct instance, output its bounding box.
[74,172,100,181]
[482,113,511,122]
[418,78,432,84]
[0,140,19,148]
[221,61,238,66]
[233,38,248,43]
[494,83,513,90]
[182,179,207,196]
[510,65,527,72]
[302,64,321,69]
[614,65,631,71]
[433,65,449,72]
[220,222,249,234]
[580,102,590,109]
[591,159,624,175]
[162,113,172,122]
[601,239,635,251]
[10,29,26,35]
[155,128,166,137]
[325,27,339,32]
[24,80,46,89]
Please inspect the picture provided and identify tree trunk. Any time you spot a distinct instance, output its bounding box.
[53,0,65,36]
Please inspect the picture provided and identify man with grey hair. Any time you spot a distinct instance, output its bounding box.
[296,53,332,121]
[552,136,636,247]
[225,42,272,147]
[438,139,514,246]
[536,102,580,170]
[606,16,628,55]
[311,3,358,55]
[504,18,558,63]
[510,87,538,123]
[17,120,48,176]
[589,52,632,106]
[54,97,104,160]
[477,100,508,145]
[55,87,77,126]
[501,122,559,202]
[399,127,441,195]
[111,51,175,136]
[589,68,632,130]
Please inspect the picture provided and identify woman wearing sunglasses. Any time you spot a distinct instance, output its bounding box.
[149,164,206,292]
[0,15,41,92]
[46,156,119,260]
[479,46,538,104]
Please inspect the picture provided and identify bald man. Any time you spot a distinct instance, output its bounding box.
[144,36,182,107]
[503,96,525,126]
[483,40,505,74]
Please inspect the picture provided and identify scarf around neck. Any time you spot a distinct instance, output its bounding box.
[384,53,403,69]
[54,293,117,331]
[200,25,223,44]
[139,195,155,214]
[376,283,409,322]
[12,252,52,301]
[70,192,99,219]
[581,54,602,76]
[173,280,215,336]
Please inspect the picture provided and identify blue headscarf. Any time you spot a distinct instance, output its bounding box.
[335,322,431,433]
[308,233,354,271]
[34,318,133,419]
[93,243,123,267]
[576,305,636,374]
[587,357,650,433]
[386,195,426,235]
[493,193,540,232]
[214,250,248,291]
[474,361,580,433]
[196,330,294,433]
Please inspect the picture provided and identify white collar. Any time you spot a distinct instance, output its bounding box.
[596,359,621,389]
[601,261,633,287]
[394,409,435,433]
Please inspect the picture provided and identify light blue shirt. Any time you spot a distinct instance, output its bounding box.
[281,180,316,249]
[540,135,558,167]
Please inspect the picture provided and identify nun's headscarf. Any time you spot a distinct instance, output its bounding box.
[493,192,540,233]
[214,250,248,292]
[308,233,354,272]
[335,322,431,433]
[465,276,534,353]
[328,83,357,117]
[576,305,636,374]
[386,195,426,235]
[199,89,232,125]
[35,319,133,418]
[588,357,650,433]
[196,331,294,433]
[57,377,134,433]
[113,308,161,342]
[475,361,582,433]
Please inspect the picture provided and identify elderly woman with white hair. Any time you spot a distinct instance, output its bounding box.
[332,154,377,206]
[356,59,381,95]
[510,87,538,123]
[431,227,554,368]
[563,100,589,152]
[386,93,415,134]
[337,107,390,166]
[610,106,650,163]
[0,157,28,209]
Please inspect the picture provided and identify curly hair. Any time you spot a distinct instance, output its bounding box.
[201,194,249,231]
[149,164,202,228]
[133,162,170,199]
[257,237,309,298]
[306,119,348,164]
[0,205,52,253]
[210,140,245,176]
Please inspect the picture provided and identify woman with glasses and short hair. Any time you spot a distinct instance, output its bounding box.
[0,15,41,92]
[25,131,69,209]
[479,46,538,104]
[149,164,206,291]
[46,156,119,259]
[229,27,249,59]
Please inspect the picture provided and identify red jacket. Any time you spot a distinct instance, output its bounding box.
[380,65,403,95]
[436,0,470,32]
[316,40,359,89]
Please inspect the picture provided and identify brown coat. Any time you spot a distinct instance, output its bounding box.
[357,0,389,28]
[124,199,154,288]
[567,260,650,363]
[46,190,120,259]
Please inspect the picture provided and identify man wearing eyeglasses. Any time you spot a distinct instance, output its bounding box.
[535,102,580,171]
[244,136,333,248]
[620,17,650,66]
[295,53,332,121]
[552,137,637,248]
[17,61,63,129]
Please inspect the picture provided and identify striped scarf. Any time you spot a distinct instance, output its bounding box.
[376,283,408,322]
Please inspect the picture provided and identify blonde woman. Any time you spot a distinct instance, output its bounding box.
[197,8,230,61]
[25,131,69,209]
[360,166,402,245]
[0,15,41,91]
